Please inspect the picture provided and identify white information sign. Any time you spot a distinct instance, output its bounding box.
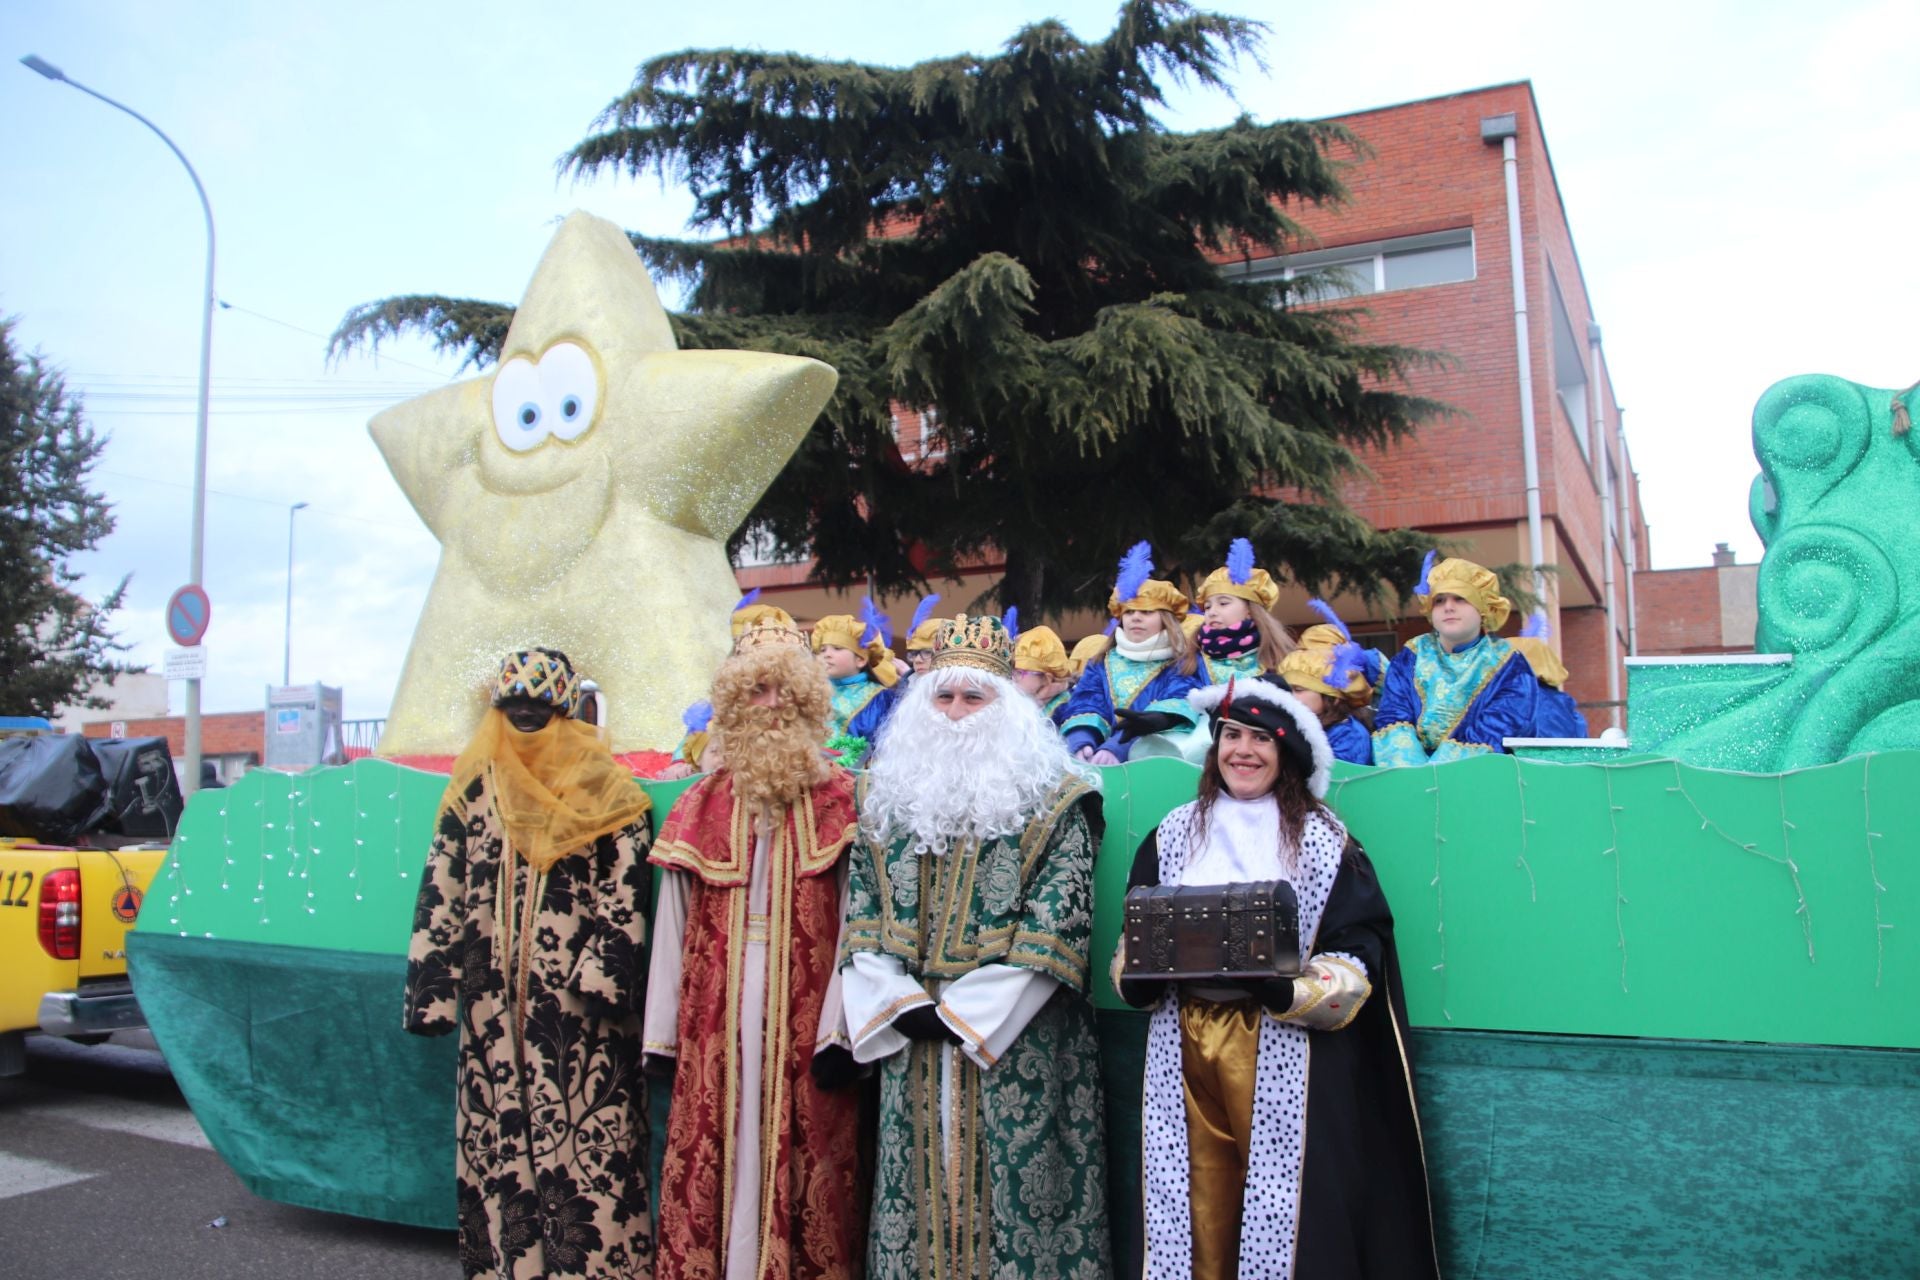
[164,646,208,681]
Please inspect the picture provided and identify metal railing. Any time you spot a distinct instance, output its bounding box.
[339,718,386,754]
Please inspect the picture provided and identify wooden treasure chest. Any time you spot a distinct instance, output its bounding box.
[1120,880,1302,987]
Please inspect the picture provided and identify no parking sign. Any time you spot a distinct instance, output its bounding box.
[165,584,211,647]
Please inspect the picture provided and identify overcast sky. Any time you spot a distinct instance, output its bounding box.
[4,0,1915,719]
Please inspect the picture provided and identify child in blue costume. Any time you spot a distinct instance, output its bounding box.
[1278,606,1379,765]
[1062,542,1206,763]
[812,609,901,762]
[1374,555,1540,766]
[903,593,943,681]
[1192,537,1296,682]
[1510,614,1590,738]
[1011,624,1077,727]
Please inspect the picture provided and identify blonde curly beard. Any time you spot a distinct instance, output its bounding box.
[710,644,833,809]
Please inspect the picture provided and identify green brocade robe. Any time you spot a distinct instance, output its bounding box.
[842,779,1112,1280]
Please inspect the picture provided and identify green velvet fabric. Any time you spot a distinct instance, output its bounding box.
[126,934,456,1228]
[1093,1009,1920,1278]
[133,919,1920,1274]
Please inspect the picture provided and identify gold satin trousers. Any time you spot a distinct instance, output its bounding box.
[1180,997,1263,1280]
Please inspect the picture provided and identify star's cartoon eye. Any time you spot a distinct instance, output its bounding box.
[490,357,546,453]
[539,342,600,442]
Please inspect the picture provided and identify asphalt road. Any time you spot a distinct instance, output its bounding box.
[0,1030,459,1280]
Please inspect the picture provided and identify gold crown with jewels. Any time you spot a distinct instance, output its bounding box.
[733,619,809,654]
[931,613,1014,677]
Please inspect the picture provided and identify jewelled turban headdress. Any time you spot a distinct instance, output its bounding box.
[493,648,582,717]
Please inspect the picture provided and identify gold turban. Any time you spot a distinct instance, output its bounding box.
[1195,564,1281,611]
[1012,625,1073,679]
[1417,557,1512,632]
[811,614,901,686]
[1276,645,1372,705]
[731,603,796,639]
[1108,579,1191,618]
[906,618,946,652]
[1297,623,1348,651]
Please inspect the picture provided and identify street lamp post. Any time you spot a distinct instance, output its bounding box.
[21,54,217,795]
[284,502,308,686]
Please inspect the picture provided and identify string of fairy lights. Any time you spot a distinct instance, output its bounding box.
[162,758,425,935]
[158,755,1899,1021]
[1322,751,1893,1008]
[1424,765,1452,1023]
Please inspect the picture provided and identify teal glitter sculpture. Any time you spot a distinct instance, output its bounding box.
[1630,374,1920,769]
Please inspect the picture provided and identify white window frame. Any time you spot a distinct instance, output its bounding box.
[1224,227,1476,298]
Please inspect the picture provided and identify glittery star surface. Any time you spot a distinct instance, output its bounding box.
[370,211,837,755]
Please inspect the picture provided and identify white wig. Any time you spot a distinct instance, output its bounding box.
[861,664,1093,854]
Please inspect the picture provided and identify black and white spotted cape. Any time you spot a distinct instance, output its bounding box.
[1125,802,1439,1280]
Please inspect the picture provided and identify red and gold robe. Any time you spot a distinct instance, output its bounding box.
[645,768,866,1280]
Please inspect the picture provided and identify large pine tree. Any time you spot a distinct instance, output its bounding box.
[0,316,133,718]
[335,1,1446,615]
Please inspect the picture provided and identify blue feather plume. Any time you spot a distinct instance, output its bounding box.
[732,587,761,613]
[1104,618,1118,637]
[1414,549,1437,596]
[1520,611,1550,640]
[908,593,941,635]
[1002,605,1020,640]
[1115,541,1154,604]
[682,700,713,733]
[1305,597,1351,642]
[1226,537,1255,586]
[1328,641,1372,691]
[858,596,892,648]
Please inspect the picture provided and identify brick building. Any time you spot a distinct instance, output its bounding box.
[1632,543,1758,657]
[82,712,263,784]
[739,81,1686,729]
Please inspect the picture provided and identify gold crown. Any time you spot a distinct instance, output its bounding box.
[931,613,1014,676]
[733,620,809,654]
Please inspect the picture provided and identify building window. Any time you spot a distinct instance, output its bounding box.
[1227,228,1475,300]
[732,527,803,569]
[1549,263,1590,461]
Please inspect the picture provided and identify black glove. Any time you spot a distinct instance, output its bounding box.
[809,1044,862,1091]
[894,1004,962,1044]
[1114,709,1183,741]
[1246,977,1298,1015]
[642,1053,678,1082]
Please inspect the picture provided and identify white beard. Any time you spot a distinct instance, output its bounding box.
[861,667,1092,855]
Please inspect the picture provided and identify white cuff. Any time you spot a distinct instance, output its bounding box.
[1268,951,1371,1031]
[842,951,930,1064]
[938,964,1059,1070]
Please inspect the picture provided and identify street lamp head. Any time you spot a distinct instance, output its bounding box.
[20,54,66,82]
[292,501,310,511]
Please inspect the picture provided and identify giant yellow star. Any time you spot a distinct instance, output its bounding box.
[370,211,837,755]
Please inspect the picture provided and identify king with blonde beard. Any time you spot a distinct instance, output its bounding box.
[842,614,1113,1280]
[643,624,867,1280]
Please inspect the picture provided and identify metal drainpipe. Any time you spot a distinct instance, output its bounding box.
[1483,113,1547,609]
[1589,323,1622,728]
[1618,410,1640,656]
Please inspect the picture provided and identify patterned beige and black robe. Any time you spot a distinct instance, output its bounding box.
[404,769,655,1279]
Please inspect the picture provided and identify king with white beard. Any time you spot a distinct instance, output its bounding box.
[841,613,1114,1280]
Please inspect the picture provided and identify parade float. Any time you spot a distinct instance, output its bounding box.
[127,218,1917,1276]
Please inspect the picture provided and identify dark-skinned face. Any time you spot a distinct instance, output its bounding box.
[498,697,557,734]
